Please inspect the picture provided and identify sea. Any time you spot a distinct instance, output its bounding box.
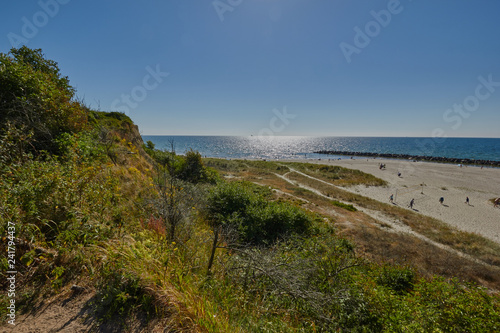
[142,136,500,162]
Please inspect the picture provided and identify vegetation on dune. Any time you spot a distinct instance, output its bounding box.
[282,161,388,187]
[0,47,88,155]
[1,47,500,332]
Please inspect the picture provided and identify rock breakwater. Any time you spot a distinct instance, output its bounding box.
[314,150,500,167]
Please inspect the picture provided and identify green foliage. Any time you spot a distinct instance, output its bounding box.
[203,158,249,173]
[375,265,416,295]
[146,146,218,184]
[0,46,88,155]
[331,200,358,211]
[9,46,73,92]
[0,154,118,247]
[215,235,380,332]
[243,201,311,244]
[88,110,133,131]
[205,181,312,245]
[0,121,33,166]
[56,131,106,163]
[50,266,66,290]
[95,270,156,322]
[371,277,500,332]
[178,149,207,183]
[205,181,256,224]
[145,140,155,150]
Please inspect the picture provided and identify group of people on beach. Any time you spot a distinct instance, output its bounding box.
[388,194,480,209]
[378,161,500,211]
[389,195,500,209]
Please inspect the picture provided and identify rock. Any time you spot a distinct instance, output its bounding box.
[313,150,500,167]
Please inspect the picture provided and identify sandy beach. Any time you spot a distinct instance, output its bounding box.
[283,158,500,244]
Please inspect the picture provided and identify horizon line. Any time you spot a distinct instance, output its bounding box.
[141,134,500,139]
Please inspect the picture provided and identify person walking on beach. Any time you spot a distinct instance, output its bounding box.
[465,197,469,205]
[408,198,415,209]
[389,194,394,203]
[494,198,500,208]
[439,197,444,205]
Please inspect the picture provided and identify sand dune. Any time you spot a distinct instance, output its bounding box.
[287,158,500,244]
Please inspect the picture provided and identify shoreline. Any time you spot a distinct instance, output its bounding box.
[314,150,500,167]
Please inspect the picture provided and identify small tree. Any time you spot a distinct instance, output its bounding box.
[149,140,203,243]
[179,149,206,183]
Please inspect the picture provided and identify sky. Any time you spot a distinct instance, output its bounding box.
[1,0,500,137]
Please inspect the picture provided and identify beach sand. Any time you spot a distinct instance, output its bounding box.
[282,158,500,244]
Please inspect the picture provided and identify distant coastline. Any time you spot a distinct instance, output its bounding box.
[314,150,500,167]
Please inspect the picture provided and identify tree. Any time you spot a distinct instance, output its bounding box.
[150,140,197,242]
[179,149,206,183]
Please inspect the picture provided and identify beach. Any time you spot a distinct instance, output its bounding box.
[284,158,500,244]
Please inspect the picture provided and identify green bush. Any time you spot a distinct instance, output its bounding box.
[178,149,211,183]
[0,47,88,155]
[146,146,218,184]
[95,270,156,322]
[56,131,106,163]
[205,181,312,245]
[375,265,416,295]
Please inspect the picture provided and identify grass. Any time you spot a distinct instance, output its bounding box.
[281,161,388,187]
[331,200,358,212]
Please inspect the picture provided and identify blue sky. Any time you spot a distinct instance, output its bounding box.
[2,0,500,137]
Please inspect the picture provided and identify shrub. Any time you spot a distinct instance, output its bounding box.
[0,47,88,155]
[146,146,218,184]
[0,154,118,247]
[95,270,156,321]
[375,265,416,295]
[371,276,500,331]
[178,149,210,183]
[205,181,312,245]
